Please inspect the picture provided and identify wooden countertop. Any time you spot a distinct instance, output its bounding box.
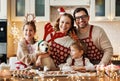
[0,74,120,81]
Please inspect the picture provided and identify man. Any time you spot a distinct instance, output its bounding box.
[73,7,113,65]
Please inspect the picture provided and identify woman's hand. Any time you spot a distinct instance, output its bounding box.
[36,51,51,66]
[36,56,42,66]
[71,66,86,72]
[37,50,51,58]
[70,30,79,41]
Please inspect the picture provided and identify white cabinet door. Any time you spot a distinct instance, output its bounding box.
[111,0,120,21]
[11,0,49,21]
[32,0,50,22]
[11,0,28,21]
[90,0,110,21]
[0,0,7,19]
[50,0,90,6]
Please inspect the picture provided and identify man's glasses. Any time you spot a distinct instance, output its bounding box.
[75,15,88,20]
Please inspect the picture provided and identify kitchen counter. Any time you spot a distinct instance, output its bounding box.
[0,73,120,81]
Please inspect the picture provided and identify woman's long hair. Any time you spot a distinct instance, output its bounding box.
[54,13,75,36]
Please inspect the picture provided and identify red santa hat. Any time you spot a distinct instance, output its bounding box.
[57,7,65,15]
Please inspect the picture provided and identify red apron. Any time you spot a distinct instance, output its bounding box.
[43,23,71,66]
[81,25,104,65]
[50,41,70,67]
[71,57,85,66]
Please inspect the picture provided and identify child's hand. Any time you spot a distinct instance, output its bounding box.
[71,66,86,72]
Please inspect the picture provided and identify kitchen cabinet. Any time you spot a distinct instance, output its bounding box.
[111,0,120,21]
[50,0,90,6]
[11,0,49,21]
[90,0,110,21]
[90,0,120,21]
[0,0,7,19]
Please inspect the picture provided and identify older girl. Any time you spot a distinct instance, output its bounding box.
[17,21,49,68]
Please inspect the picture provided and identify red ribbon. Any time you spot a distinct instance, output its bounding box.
[15,61,27,69]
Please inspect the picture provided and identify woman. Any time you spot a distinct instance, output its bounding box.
[17,21,49,68]
[44,13,76,67]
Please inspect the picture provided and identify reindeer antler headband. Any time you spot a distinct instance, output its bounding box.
[24,13,36,23]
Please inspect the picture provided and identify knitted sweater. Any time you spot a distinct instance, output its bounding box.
[77,25,113,65]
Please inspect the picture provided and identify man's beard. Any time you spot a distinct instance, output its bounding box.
[78,23,88,29]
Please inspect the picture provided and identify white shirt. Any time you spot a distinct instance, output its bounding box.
[60,56,95,71]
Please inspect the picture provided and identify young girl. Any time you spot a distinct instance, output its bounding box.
[17,21,50,68]
[61,41,95,72]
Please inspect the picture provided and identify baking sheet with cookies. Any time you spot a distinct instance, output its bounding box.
[37,71,96,77]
